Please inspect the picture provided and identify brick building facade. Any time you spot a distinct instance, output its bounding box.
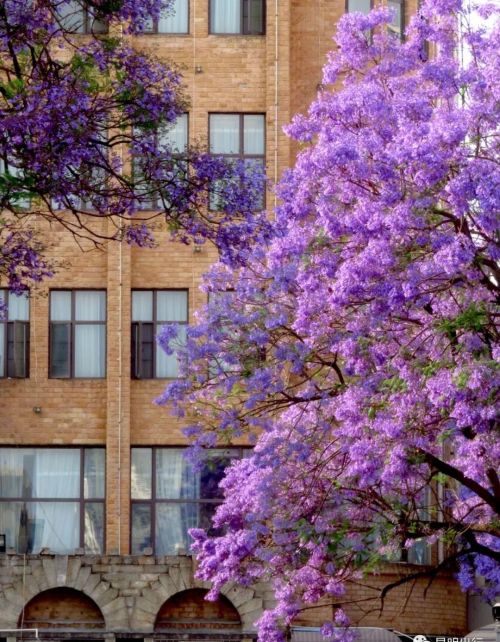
[0,1,471,640]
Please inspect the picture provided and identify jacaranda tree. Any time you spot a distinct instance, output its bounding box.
[0,0,267,292]
[159,1,500,639]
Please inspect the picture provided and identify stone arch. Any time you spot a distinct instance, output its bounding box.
[154,588,241,631]
[19,587,105,629]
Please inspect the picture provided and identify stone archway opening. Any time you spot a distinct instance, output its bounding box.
[155,588,241,631]
[19,587,105,630]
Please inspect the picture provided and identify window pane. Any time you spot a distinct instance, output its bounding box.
[156,323,185,378]
[31,501,79,553]
[158,0,189,33]
[200,451,234,499]
[210,114,240,154]
[156,502,197,555]
[159,114,188,152]
[245,157,265,209]
[211,0,241,33]
[156,291,188,322]
[388,0,403,38]
[50,291,71,321]
[131,503,152,553]
[131,448,152,499]
[247,0,264,33]
[50,323,71,378]
[75,291,106,321]
[132,322,154,379]
[56,0,85,33]
[33,449,80,498]
[156,448,198,499]
[199,502,224,537]
[0,449,25,497]
[74,324,105,377]
[407,539,430,564]
[347,0,371,12]
[132,291,153,322]
[84,449,105,499]
[84,502,104,553]
[7,322,29,378]
[0,501,79,554]
[243,115,265,155]
[8,293,29,321]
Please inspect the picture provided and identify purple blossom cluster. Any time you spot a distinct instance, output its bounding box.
[159,2,500,640]
[0,0,268,290]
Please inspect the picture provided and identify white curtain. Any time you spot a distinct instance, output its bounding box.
[156,324,186,377]
[210,114,240,154]
[50,291,71,321]
[131,448,152,499]
[84,448,105,499]
[84,503,104,552]
[75,291,106,321]
[348,0,371,12]
[155,449,200,554]
[31,502,79,553]
[160,114,188,152]
[75,325,105,377]
[0,448,81,553]
[8,293,29,321]
[211,0,241,33]
[132,291,153,322]
[243,115,265,154]
[159,0,189,33]
[34,449,80,498]
[156,291,187,321]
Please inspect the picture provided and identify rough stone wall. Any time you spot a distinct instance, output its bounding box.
[0,555,266,633]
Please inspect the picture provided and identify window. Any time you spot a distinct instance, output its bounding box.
[346,0,372,13]
[132,290,188,379]
[131,448,244,555]
[0,290,29,379]
[388,0,404,40]
[209,113,265,210]
[57,0,108,34]
[0,158,30,209]
[143,0,189,33]
[210,0,265,35]
[49,290,106,378]
[134,114,188,211]
[0,447,105,553]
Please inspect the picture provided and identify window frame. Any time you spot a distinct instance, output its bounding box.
[130,446,246,555]
[49,289,107,379]
[0,289,30,379]
[209,0,266,36]
[142,0,190,34]
[208,112,266,211]
[0,446,106,554]
[131,289,189,380]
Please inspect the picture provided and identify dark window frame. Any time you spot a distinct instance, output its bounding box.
[208,112,266,211]
[130,446,246,555]
[49,289,107,379]
[142,0,190,34]
[0,289,30,379]
[0,446,106,554]
[209,0,265,35]
[131,289,189,380]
